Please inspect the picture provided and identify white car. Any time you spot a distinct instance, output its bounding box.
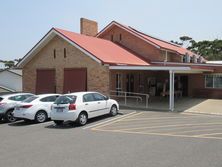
[13,94,60,123]
[51,92,119,126]
[0,93,34,122]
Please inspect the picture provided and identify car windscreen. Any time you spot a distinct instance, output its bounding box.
[23,96,38,103]
[54,95,76,104]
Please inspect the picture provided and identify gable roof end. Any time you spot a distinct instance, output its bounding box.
[97,21,199,57]
[17,28,102,68]
[17,28,149,68]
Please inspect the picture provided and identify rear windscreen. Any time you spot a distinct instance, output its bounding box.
[23,96,38,103]
[54,95,76,104]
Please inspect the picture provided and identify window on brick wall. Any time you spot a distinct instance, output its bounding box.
[53,49,56,59]
[116,74,122,95]
[111,35,114,42]
[119,34,122,41]
[205,74,222,88]
[64,48,66,58]
[186,54,190,63]
[190,56,194,63]
[182,55,186,62]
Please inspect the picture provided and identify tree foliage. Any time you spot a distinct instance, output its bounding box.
[188,40,222,60]
[171,36,222,60]
[0,58,22,69]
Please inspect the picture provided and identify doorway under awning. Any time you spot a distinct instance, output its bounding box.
[109,65,213,111]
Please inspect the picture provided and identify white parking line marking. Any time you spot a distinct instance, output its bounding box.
[170,127,222,135]
[83,112,137,129]
[195,132,222,137]
[119,115,209,121]
[139,124,222,133]
[91,112,142,130]
[101,122,222,132]
[92,128,222,140]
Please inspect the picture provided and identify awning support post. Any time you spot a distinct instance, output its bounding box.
[169,70,175,111]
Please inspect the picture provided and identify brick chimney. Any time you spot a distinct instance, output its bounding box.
[80,18,98,36]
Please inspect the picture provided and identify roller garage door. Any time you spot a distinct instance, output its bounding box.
[63,68,87,93]
[36,69,56,94]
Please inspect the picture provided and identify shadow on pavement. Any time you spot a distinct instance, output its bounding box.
[45,113,123,129]
[0,120,8,124]
[8,120,36,126]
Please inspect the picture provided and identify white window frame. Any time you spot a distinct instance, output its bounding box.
[116,73,122,92]
[205,74,222,89]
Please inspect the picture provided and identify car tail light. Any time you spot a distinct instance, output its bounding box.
[69,104,76,110]
[21,105,33,108]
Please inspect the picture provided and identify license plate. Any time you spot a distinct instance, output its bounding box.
[15,107,20,110]
[56,108,63,112]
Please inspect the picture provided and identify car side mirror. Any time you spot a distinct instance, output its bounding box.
[104,96,109,100]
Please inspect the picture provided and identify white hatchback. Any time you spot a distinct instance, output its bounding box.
[13,94,60,123]
[51,92,119,126]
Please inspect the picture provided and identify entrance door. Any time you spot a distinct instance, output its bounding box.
[36,69,56,94]
[63,68,87,93]
[126,74,134,93]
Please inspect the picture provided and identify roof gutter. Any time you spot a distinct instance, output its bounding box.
[152,61,222,67]
[109,65,191,71]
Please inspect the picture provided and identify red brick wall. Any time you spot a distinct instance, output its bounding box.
[99,25,164,62]
[188,66,222,99]
[23,35,110,95]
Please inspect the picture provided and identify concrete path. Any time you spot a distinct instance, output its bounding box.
[118,97,222,115]
[184,99,222,115]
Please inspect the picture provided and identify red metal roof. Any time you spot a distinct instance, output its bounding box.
[54,28,149,66]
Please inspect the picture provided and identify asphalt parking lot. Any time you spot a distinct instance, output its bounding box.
[91,111,222,140]
[1,110,222,167]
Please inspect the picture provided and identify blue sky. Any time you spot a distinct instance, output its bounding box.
[0,0,222,60]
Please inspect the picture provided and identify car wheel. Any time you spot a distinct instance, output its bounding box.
[35,111,48,123]
[54,120,64,126]
[110,105,118,116]
[5,109,17,122]
[78,112,87,126]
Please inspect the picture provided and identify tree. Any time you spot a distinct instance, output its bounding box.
[188,39,222,60]
[171,36,193,47]
[14,58,22,64]
[170,40,183,46]
[172,36,222,60]
[4,61,15,68]
[0,58,22,69]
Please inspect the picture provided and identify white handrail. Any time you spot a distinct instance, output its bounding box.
[110,90,149,108]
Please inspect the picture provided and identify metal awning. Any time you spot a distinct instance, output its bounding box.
[109,65,213,111]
